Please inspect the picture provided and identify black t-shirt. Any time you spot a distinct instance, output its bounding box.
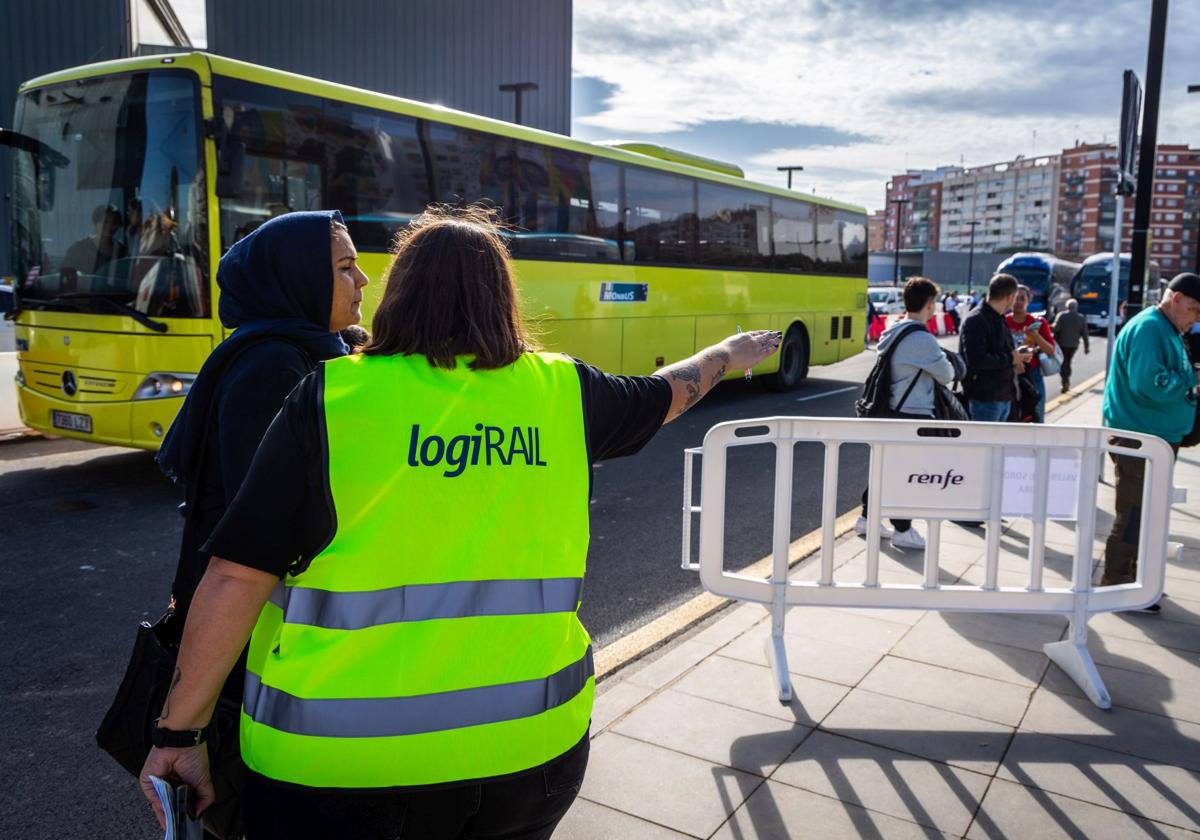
[176,340,316,615]
[203,358,671,576]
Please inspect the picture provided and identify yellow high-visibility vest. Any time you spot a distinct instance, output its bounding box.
[240,351,593,787]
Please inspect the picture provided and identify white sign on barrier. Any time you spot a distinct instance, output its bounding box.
[879,445,989,511]
[1002,453,1081,520]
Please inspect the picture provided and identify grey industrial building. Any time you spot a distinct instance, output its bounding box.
[2,0,573,279]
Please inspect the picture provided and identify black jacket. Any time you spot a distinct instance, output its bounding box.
[959,302,1015,402]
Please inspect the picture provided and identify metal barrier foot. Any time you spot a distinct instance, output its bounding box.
[1044,628,1111,710]
[764,634,793,704]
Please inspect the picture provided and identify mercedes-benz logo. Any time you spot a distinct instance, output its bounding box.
[61,370,78,398]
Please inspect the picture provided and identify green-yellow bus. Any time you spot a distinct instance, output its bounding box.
[6,52,867,450]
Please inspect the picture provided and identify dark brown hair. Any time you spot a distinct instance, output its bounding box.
[363,205,537,369]
[902,276,939,313]
[988,273,1019,301]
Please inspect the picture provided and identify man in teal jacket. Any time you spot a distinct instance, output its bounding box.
[1101,273,1200,605]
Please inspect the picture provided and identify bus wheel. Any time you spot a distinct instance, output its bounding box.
[768,325,808,391]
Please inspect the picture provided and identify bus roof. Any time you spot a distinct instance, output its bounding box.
[20,52,865,215]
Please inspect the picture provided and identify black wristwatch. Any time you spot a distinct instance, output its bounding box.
[151,721,206,749]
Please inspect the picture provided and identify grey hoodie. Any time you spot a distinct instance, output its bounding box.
[876,320,956,415]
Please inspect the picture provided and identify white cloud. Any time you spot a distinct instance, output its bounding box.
[574,0,1200,211]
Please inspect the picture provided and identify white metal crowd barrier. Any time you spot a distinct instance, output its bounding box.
[682,417,1181,710]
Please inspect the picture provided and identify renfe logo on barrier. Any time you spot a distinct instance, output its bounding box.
[880,445,989,511]
[879,446,1082,520]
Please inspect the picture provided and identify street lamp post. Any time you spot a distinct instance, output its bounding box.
[890,197,909,287]
[963,220,981,296]
[777,166,804,190]
[498,82,538,126]
[1190,83,1199,271]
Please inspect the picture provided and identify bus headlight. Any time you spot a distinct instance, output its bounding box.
[14,369,24,387]
[133,372,196,400]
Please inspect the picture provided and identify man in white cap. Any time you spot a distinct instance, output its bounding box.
[1101,272,1200,611]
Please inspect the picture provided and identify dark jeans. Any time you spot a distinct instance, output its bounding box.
[1060,345,1078,386]
[242,735,589,840]
[1102,437,1179,585]
[860,410,930,533]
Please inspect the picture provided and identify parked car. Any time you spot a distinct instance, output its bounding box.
[868,287,904,315]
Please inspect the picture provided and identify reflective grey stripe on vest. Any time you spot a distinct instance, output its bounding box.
[243,646,594,738]
[268,577,583,631]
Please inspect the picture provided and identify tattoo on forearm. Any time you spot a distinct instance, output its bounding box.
[666,348,733,417]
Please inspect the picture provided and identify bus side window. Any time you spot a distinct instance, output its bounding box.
[624,167,696,265]
[772,198,815,272]
[696,183,770,269]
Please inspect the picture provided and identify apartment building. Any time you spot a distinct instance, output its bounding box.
[938,156,1061,253]
[1057,143,1200,274]
[883,167,959,253]
[867,209,887,253]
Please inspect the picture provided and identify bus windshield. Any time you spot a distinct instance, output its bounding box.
[1002,266,1051,299]
[12,72,209,318]
[1074,262,1128,301]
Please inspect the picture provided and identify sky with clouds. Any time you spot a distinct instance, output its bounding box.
[571,0,1200,212]
[174,1,1198,213]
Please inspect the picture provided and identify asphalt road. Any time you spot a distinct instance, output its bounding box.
[0,335,1107,838]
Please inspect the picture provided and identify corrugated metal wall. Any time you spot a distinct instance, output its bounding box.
[1,0,132,279]
[205,0,571,135]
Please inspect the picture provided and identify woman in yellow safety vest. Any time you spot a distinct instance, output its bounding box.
[139,205,781,839]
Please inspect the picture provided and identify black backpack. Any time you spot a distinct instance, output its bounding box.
[855,322,926,418]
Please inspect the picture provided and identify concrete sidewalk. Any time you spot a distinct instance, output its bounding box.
[561,381,1200,839]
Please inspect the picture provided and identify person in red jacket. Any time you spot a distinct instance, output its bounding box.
[1005,284,1056,422]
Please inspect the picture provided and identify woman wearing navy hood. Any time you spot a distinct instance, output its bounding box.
[159,209,368,633]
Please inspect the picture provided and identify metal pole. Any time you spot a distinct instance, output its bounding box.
[1128,0,1169,316]
[1107,193,1124,373]
[967,224,977,296]
[890,198,909,287]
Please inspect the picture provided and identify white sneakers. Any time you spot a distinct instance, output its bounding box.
[855,516,927,551]
[891,527,926,552]
[854,516,893,539]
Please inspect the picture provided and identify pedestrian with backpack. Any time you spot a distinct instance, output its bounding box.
[855,277,956,551]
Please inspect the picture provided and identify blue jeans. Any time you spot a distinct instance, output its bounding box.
[1028,366,1046,423]
[970,399,1012,422]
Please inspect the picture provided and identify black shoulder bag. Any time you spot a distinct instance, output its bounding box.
[94,340,296,840]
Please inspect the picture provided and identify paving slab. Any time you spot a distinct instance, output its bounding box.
[555,799,692,840]
[966,777,1198,840]
[1040,660,1200,725]
[711,779,948,840]
[579,733,762,838]
[856,656,1033,727]
[1088,610,1200,654]
[1087,633,1200,686]
[591,679,655,734]
[719,628,882,687]
[612,689,811,777]
[624,639,720,691]
[914,610,1066,653]
[820,689,1013,775]
[781,606,912,654]
[688,603,767,650]
[671,654,848,727]
[772,730,991,836]
[998,731,1200,832]
[1021,689,1200,773]
[889,625,1050,687]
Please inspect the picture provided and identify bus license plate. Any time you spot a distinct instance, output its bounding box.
[51,410,93,434]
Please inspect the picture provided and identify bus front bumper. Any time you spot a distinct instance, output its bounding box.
[16,383,181,450]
